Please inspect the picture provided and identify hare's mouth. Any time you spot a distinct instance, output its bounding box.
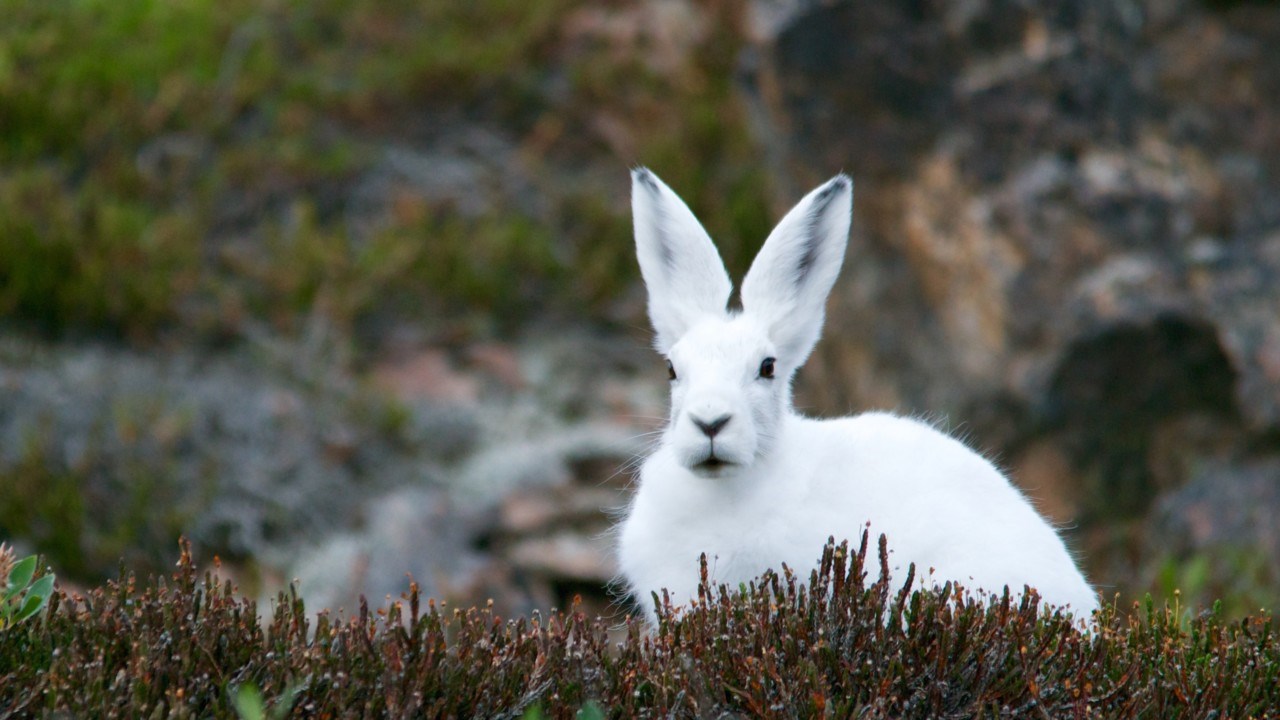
[692,455,733,474]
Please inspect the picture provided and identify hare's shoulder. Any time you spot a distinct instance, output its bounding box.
[795,411,1007,487]
[801,410,971,451]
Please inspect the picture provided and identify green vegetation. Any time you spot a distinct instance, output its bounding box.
[1154,546,1278,622]
[0,548,55,630]
[0,166,200,337]
[0,0,773,341]
[231,682,300,720]
[0,409,200,581]
[1,537,1276,717]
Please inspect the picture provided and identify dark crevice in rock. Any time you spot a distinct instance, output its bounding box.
[1045,313,1240,520]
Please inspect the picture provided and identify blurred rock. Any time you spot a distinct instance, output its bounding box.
[453,423,640,507]
[280,329,654,618]
[480,439,634,619]
[286,487,486,615]
[372,349,480,404]
[506,533,616,585]
[0,310,659,615]
[1140,456,1280,607]
[345,126,547,244]
[284,423,637,619]
[402,401,483,464]
[1150,457,1280,558]
[0,335,428,570]
[745,0,1280,557]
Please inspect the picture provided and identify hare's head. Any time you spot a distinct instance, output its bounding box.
[631,168,852,477]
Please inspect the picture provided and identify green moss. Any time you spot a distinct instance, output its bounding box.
[0,0,775,341]
[211,200,564,336]
[405,212,564,317]
[0,0,234,163]
[559,191,639,306]
[0,168,200,337]
[284,0,573,116]
[0,0,589,339]
[564,1,773,280]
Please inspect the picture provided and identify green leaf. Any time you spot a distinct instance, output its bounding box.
[232,683,267,720]
[27,573,54,601]
[577,702,606,720]
[7,556,36,592]
[14,591,46,623]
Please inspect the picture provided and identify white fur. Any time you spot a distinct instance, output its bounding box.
[617,168,1098,625]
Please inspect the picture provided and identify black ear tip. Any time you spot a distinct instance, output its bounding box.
[631,166,659,190]
[811,173,853,204]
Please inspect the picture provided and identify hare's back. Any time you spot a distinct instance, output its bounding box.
[814,411,1047,530]
[812,411,1010,494]
[807,411,1096,612]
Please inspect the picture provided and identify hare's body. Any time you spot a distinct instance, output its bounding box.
[620,411,1098,618]
[616,168,1096,624]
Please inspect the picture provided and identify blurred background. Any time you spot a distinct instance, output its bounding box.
[2,0,1278,621]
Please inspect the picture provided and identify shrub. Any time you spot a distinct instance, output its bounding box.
[1,535,1276,717]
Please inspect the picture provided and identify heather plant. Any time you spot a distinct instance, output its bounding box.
[0,536,1277,717]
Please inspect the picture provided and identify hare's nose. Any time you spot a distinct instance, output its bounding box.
[692,414,731,438]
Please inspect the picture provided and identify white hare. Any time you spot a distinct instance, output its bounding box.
[616,168,1097,625]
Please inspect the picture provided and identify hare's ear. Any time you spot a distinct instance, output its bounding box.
[740,175,852,367]
[632,168,733,353]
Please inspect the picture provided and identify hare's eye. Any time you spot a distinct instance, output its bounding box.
[759,357,776,379]
[666,359,677,381]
